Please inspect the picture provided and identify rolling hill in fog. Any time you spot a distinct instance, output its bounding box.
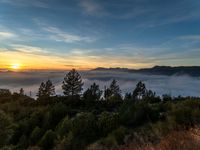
[92,66,200,77]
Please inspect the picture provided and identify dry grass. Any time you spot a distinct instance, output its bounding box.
[117,127,200,150]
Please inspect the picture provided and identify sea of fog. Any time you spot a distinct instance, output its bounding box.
[0,70,200,98]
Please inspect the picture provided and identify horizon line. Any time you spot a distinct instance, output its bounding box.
[1,65,200,72]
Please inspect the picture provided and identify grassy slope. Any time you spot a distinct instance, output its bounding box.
[117,126,200,150]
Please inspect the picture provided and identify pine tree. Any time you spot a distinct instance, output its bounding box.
[132,81,147,100]
[62,69,83,98]
[104,86,111,100]
[37,82,46,99]
[83,82,102,101]
[110,79,121,96]
[37,80,55,99]
[19,88,24,95]
[104,79,121,100]
[45,80,55,97]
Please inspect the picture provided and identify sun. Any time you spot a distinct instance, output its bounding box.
[10,64,21,70]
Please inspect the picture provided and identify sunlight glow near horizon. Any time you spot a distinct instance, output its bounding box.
[0,50,152,70]
[0,0,200,70]
[10,63,21,70]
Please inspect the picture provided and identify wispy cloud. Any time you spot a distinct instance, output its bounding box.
[79,0,200,28]
[78,0,109,17]
[80,0,101,13]
[0,0,49,8]
[33,18,97,43]
[79,0,102,14]
[43,26,95,43]
[10,44,49,54]
[136,12,200,28]
[179,35,200,41]
[0,31,16,39]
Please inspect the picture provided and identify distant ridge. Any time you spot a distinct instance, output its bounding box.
[92,67,132,72]
[92,66,200,76]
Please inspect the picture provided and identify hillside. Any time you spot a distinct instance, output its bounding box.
[1,70,200,150]
[92,66,200,76]
[1,92,200,149]
[117,127,200,150]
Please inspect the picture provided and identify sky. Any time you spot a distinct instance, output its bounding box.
[0,0,200,70]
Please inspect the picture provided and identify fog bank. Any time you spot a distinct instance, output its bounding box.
[0,71,200,98]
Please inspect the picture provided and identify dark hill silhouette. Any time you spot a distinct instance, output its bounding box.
[92,66,200,76]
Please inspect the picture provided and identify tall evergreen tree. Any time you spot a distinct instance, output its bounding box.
[104,86,111,100]
[37,82,46,99]
[45,80,55,97]
[83,82,102,101]
[110,79,121,96]
[132,81,147,100]
[104,79,121,100]
[19,88,24,96]
[37,80,55,99]
[62,69,83,98]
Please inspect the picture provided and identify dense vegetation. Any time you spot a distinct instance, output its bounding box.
[0,69,200,150]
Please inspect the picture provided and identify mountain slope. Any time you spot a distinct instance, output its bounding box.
[92,66,200,76]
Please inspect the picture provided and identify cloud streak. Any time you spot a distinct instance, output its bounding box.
[43,26,95,43]
[33,18,96,43]
[0,0,49,8]
[78,0,200,27]
[0,31,16,39]
[79,0,102,14]
[179,35,200,41]
[10,44,48,54]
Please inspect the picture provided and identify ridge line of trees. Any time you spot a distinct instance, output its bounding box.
[35,69,158,102]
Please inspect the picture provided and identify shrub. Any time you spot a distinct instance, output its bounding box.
[30,127,43,145]
[98,112,119,136]
[0,110,13,147]
[39,130,56,150]
[46,103,68,129]
[56,116,72,137]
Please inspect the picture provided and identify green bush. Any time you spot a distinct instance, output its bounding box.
[110,126,127,145]
[99,135,117,148]
[0,110,13,147]
[56,116,72,137]
[98,112,119,136]
[39,130,56,150]
[45,103,68,129]
[30,127,43,145]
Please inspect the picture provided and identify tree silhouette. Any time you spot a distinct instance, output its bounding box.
[104,79,121,100]
[132,81,147,100]
[62,69,83,98]
[19,88,24,95]
[124,92,132,101]
[110,79,121,96]
[83,82,102,101]
[0,89,11,97]
[37,80,55,99]
[37,82,45,98]
[104,86,111,100]
[45,80,55,97]
[145,90,156,98]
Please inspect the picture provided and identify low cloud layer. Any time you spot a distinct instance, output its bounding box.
[0,71,200,98]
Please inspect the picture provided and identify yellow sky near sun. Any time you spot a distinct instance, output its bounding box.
[0,50,153,70]
[0,51,68,70]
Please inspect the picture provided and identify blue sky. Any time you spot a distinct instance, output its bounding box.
[0,0,200,69]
